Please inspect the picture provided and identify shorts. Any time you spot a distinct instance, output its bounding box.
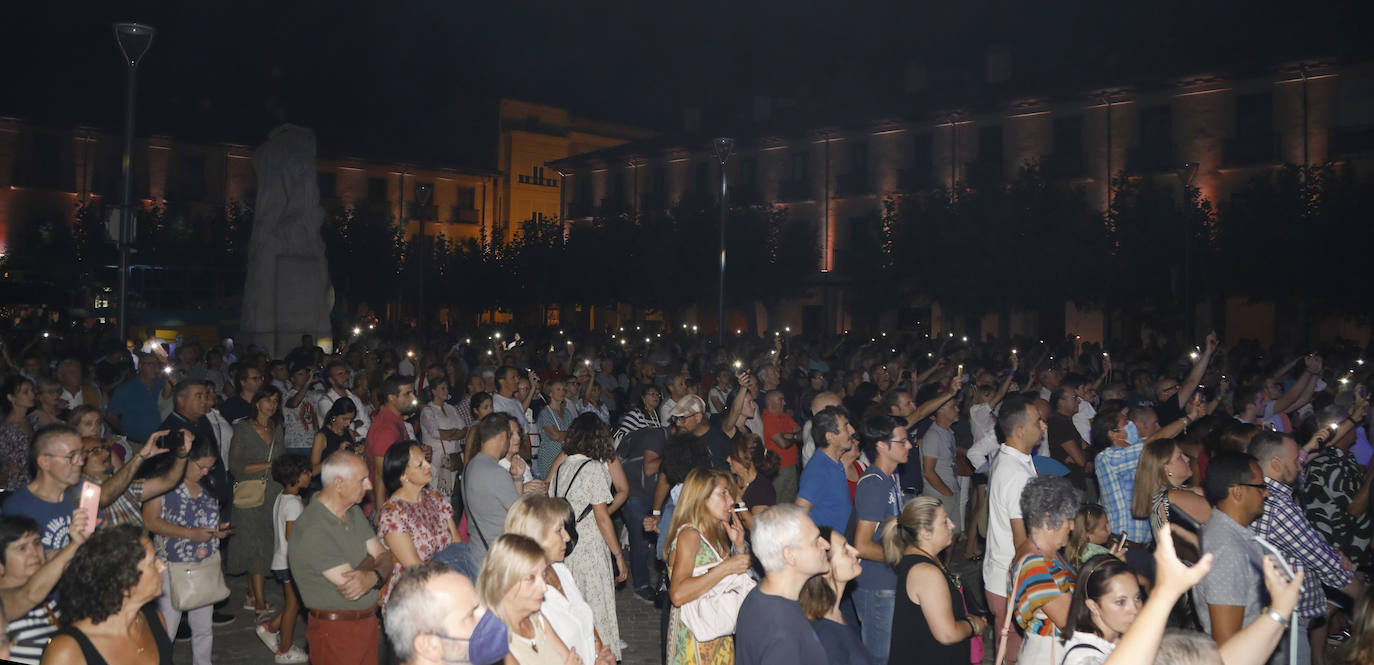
[272,568,293,584]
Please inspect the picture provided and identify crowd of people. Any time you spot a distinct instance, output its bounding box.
[0,320,1373,665]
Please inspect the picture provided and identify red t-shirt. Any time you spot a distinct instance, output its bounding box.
[760,410,800,468]
[366,407,409,460]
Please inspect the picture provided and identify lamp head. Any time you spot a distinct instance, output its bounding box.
[711,137,735,165]
[114,23,155,67]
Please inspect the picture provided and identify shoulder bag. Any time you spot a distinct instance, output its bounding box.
[551,459,596,556]
[993,553,1036,665]
[679,532,756,642]
[167,550,231,611]
[233,426,276,509]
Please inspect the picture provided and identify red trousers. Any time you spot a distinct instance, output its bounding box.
[306,612,379,665]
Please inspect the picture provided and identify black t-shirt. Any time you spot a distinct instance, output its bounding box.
[1154,397,1184,427]
[741,475,777,509]
[1046,414,1088,489]
[695,423,733,471]
[810,618,874,665]
[736,589,828,665]
[619,426,667,498]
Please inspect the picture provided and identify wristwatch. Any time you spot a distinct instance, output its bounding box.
[372,570,385,591]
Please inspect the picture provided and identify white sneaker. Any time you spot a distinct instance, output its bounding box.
[275,646,310,664]
[255,623,280,653]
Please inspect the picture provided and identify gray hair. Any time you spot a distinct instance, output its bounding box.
[321,450,362,487]
[1019,476,1080,534]
[1156,629,1220,665]
[1316,404,1349,431]
[751,504,807,573]
[384,562,466,662]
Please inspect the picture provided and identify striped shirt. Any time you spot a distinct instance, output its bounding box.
[1011,553,1077,637]
[4,596,59,664]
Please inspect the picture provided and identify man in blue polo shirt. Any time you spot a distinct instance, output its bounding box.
[106,352,166,445]
[796,405,854,532]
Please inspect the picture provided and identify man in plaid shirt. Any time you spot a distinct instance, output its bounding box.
[1249,430,1364,665]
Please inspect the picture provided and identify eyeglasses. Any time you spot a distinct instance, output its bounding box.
[43,449,88,464]
[1235,482,1268,492]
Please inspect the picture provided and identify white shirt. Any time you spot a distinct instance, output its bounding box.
[541,562,598,665]
[271,493,304,571]
[983,444,1039,596]
[969,403,995,445]
[1073,400,1096,445]
[1060,631,1116,665]
[316,388,371,437]
[420,402,461,451]
[491,393,530,433]
[708,386,730,415]
[658,397,678,425]
[206,409,235,470]
[801,419,816,467]
[966,428,1000,473]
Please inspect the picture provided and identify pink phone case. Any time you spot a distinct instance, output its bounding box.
[78,481,100,535]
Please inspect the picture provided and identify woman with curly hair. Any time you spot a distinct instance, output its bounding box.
[548,413,627,660]
[42,524,172,665]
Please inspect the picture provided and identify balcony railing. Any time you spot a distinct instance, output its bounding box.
[1125,145,1175,174]
[835,171,873,198]
[778,179,811,202]
[1222,133,1279,167]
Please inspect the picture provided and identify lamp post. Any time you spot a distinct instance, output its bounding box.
[1178,161,1199,339]
[113,22,154,346]
[414,181,432,335]
[712,138,735,345]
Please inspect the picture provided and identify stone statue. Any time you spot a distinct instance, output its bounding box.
[239,124,334,356]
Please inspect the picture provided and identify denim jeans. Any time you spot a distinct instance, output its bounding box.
[621,493,653,589]
[853,587,895,665]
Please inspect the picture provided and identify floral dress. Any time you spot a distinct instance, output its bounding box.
[553,455,621,660]
[156,483,221,564]
[666,526,735,665]
[377,488,455,605]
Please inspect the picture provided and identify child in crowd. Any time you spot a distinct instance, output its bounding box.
[1067,503,1116,566]
[255,454,313,664]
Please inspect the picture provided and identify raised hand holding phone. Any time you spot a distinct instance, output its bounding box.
[77,481,100,536]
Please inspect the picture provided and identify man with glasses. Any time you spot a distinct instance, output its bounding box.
[1154,331,1219,425]
[317,360,371,439]
[81,427,193,527]
[383,562,508,665]
[0,424,175,550]
[851,414,912,664]
[1195,452,1275,649]
[221,364,265,423]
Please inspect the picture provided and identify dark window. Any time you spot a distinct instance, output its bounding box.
[973,125,1004,182]
[653,167,666,195]
[1128,106,1174,173]
[1051,116,1084,177]
[317,170,337,200]
[738,158,755,187]
[367,177,389,202]
[695,162,709,196]
[457,186,476,209]
[790,151,810,181]
[1225,92,1277,165]
[14,132,66,190]
[851,142,868,172]
[614,170,627,205]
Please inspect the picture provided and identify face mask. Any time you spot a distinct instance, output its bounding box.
[443,609,510,665]
[1125,421,1142,445]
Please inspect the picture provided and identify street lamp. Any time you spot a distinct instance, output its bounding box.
[712,137,734,345]
[1178,161,1199,339]
[113,22,154,346]
[414,181,432,333]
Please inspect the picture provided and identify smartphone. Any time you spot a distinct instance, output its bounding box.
[1116,532,1128,551]
[1253,536,1297,581]
[78,481,100,536]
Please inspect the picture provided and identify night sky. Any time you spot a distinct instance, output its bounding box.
[2,0,1365,169]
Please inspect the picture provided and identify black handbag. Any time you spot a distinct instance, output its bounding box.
[552,460,596,557]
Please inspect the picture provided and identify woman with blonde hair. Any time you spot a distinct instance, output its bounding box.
[882,496,987,665]
[1131,438,1209,552]
[503,494,614,665]
[665,468,751,665]
[477,534,574,665]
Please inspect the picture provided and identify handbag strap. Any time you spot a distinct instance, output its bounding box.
[462,472,489,550]
[993,553,1037,665]
[554,460,596,522]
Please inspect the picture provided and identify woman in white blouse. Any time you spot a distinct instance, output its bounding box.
[419,378,462,497]
[503,494,615,665]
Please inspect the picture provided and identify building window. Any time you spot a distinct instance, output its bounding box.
[695,162,709,196]
[791,151,810,181]
[367,177,389,202]
[317,170,337,201]
[517,166,558,187]
[171,150,207,201]
[1051,116,1084,177]
[457,186,476,209]
[1128,105,1174,173]
[851,142,867,172]
[13,132,65,190]
[738,158,755,187]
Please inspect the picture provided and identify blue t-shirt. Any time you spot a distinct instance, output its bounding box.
[854,467,902,591]
[736,588,828,665]
[798,450,851,533]
[2,485,80,551]
[107,377,165,444]
[811,618,876,665]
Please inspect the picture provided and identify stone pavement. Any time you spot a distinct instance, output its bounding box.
[196,572,664,664]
